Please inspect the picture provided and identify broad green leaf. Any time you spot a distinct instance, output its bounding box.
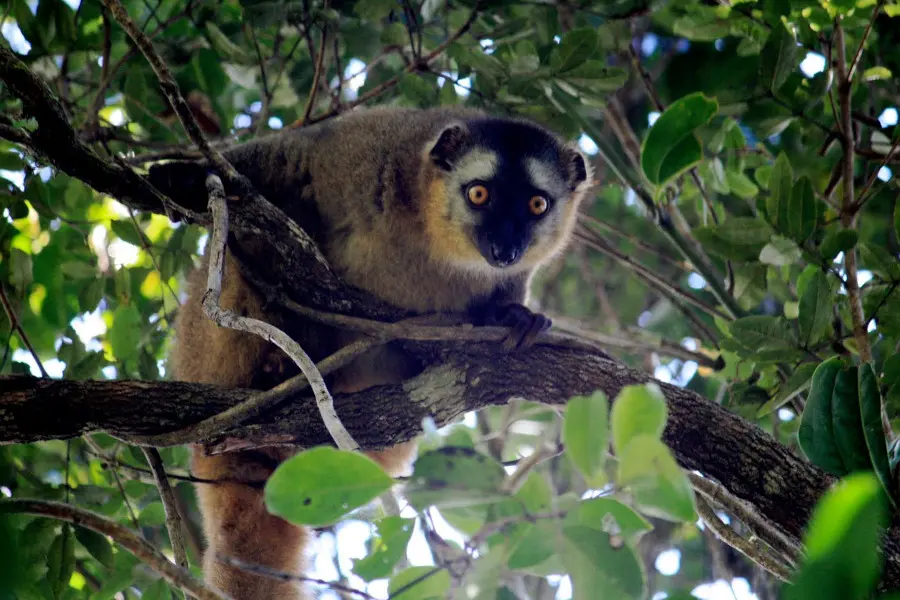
[405,447,507,510]
[803,472,888,597]
[830,365,871,474]
[110,220,144,247]
[859,243,900,281]
[799,270,832,345]
[575,497,653,543]
[108,304,142,362]
[559,62,628,90]
[883,355,900,388]
[798,357,848,476]
[353,517,415,581]
[265,447,393,527]
[863,67,892,82]
[508,522,557,569]
[695,218,774,262]
[788,176,818,242]
[560,527,645,600]
[610,384,667,453]
[820,230,858,262]
[9,248,33,292]
[729,315,796,351]
[757,362,819,417]
[563,391,609,484]
[142,579,173,600]
[74,526,114,569]
[767,152,792,232]
[725,169,759,199]
[550,28,599,73]
[617,435,696,522]
[640,92,718,188]
[388,566,451,600]
[354,0,395,21]
[759,21,799,92]
[47,524,75,599]
[858,364,896,507]
[139,502,167,527]
[760,236,802,266]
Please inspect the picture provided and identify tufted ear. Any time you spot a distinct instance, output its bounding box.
[429,122,470,171]
[562,145,590,190]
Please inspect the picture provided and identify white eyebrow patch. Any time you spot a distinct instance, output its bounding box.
[454,149,499,182]
[526,157,565,196]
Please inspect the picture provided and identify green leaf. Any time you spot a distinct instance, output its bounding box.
[788,175,818,242]
[508,522,557,569]
[265,447,393,527]
[559,62,627,90]
[9,248,33,292]
[799,271,833,345]
[405,447,507,510]
[798,357,848,476]
[353,0,395,20]
[610,384,667,454]
[110,220,144,247]
[760,235,802,266]
[724,170,759,199]
[757,362,819,417]
[576,497,653,543]
[563,391,609,485]
[767,152,792,232]
[108,304,142,362]
[74,526,114,569]
[353,517,415,581]
[883,355,900,389]
[729,315,796,350]
[388,566,451,600]
[640,92,718,188]
[617,435,696,522]
[820,230,858,262]
[560,527,646,600]
[801,472,888,598]
[47,524,75,599]
[894,200,900,244]
[858,363,896,507]
[550,28,599,73]
[140,502,167,527]
[859,243,900,281]
[695,218,774,262]
[759,20,799,92]
[830,365,871,474]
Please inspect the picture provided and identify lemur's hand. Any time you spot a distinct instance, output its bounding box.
[489,303,552,351]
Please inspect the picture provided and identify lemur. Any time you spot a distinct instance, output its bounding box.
[148,106,594,599]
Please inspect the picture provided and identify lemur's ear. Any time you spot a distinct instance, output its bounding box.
[429,123,470,171]
[562,144,591,190]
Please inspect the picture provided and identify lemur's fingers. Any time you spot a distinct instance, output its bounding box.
[497,304,551,351]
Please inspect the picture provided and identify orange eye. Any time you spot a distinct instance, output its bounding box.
[467,184,489,206]
[529,195,549,216]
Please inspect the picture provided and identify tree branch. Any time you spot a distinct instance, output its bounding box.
[0,499,227,600]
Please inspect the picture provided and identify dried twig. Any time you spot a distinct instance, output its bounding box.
[215,554,377,599]
[202,174,358,450]
[141,448,190,575]
[695,495,792,581]
[0,499,228,600]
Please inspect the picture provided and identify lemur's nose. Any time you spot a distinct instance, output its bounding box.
[490,243,520,267]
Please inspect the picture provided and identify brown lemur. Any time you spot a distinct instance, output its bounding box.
[148,106,594,600]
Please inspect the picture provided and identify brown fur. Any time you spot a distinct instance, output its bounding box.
[161,107,593,599]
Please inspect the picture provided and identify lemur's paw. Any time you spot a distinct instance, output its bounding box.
[494,303,552,351]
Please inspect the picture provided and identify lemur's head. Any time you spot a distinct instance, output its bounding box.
[422,116,594,273]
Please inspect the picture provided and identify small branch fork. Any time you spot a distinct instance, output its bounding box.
[203,174,358,451]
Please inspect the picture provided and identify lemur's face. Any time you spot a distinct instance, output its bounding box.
[426,119,592,272]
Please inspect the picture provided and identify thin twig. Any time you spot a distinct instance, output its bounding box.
[141,447,190,576]
[299,11,329,126]
[834,20,886,439]
[695,495,792,581]
[202,174,357,450]
[102,0,244,188]
[215,554,377,599]
[847,0,885,81]
[0,499,228,600]
[689,472,802,562]
[0,284,49,378]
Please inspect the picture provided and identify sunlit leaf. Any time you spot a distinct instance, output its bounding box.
[563,391,609,485]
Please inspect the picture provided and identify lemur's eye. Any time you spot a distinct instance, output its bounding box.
[529,195,549,216]
[467,184,490,206]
